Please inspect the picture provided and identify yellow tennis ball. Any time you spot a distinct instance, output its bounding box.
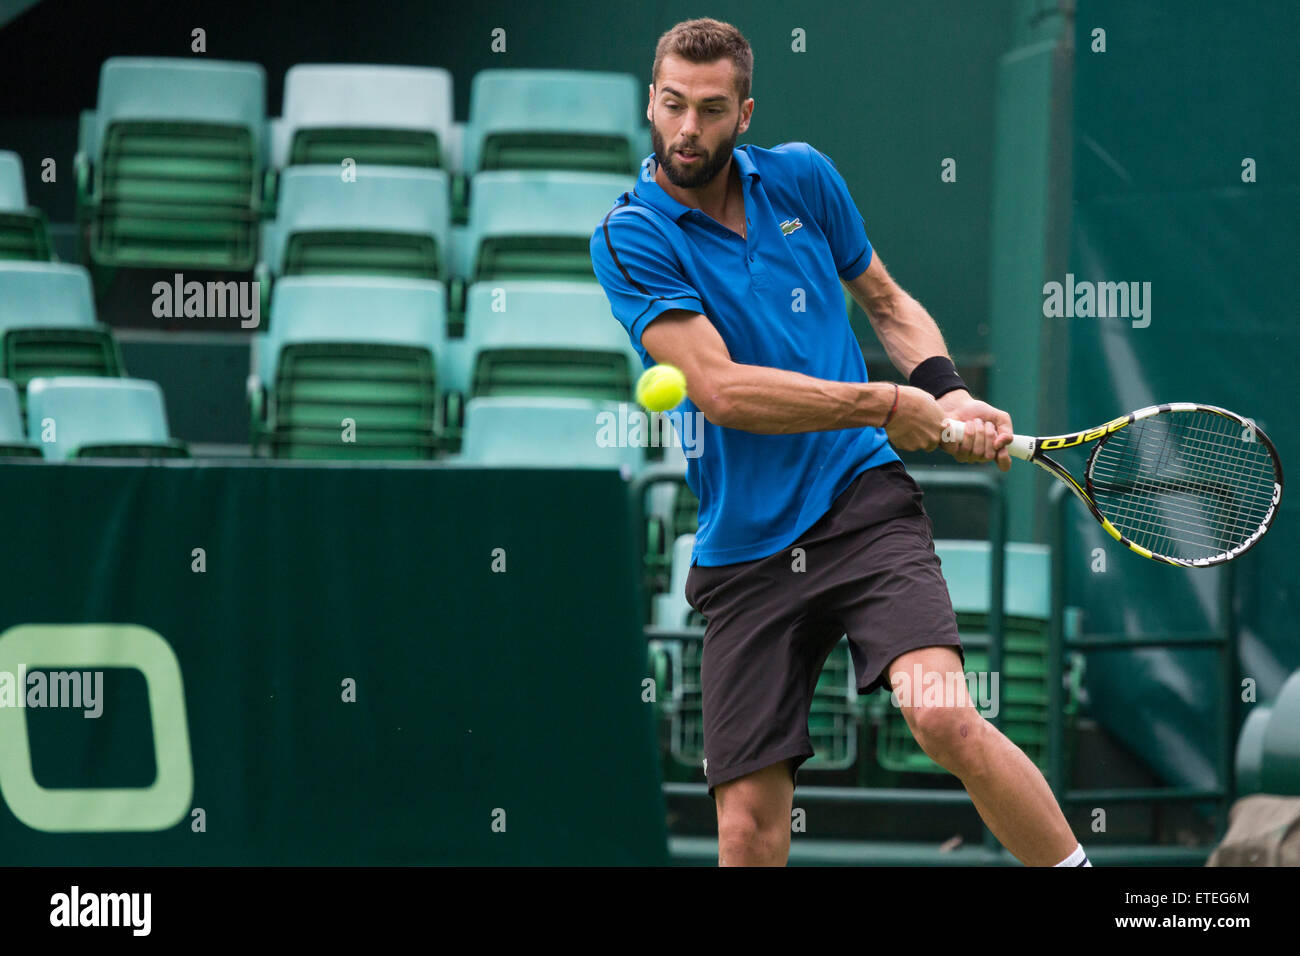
[636,364,687,412]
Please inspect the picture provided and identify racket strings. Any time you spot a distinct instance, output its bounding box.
[1089,416,1274,556]
[1087,410,1277,561]
[1091,437,1274,534]
[1090,419,1275,513]
[1091,422,1272,549]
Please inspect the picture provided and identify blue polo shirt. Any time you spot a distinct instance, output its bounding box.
[590,142,899,567]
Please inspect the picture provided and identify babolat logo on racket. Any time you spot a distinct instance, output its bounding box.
[1040,416,1130,450]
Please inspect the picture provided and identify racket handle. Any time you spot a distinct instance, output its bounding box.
[941,419,1034,461]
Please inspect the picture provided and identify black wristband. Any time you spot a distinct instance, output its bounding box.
[908,356,968,400]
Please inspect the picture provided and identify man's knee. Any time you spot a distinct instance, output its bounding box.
[715,760,795,858]
[718,809,766,852]
[904,704,991,775]
[717,808,788,865]
[888,646,993,775]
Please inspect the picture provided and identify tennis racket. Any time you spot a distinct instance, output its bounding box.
[943,403,1283,567]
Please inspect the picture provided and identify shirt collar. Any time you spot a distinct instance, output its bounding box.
[633,146,759,223]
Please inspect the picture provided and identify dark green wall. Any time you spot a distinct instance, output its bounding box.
[0,463,666,865]
[1065,0,1300,790]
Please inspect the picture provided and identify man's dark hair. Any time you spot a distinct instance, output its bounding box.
[652,17,753,103]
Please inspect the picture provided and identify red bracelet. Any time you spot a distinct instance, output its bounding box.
[881,383,900,428]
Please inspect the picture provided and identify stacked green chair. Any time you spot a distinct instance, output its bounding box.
[276,65,453,172]
[0,380,40,457]
[251,276,446,459]
[651,532,702,630]
[441,281,642,449]
[25,376,187,459]
[647,534,704,775]
[462,70,642,175]
[808,640,862,770]
[438,337,472,447]
[872,541,1080,774]
[643,442,690,597]
[648,532,861,772]
[458,396,642,471]
[0,151,54,261]
[450,280,639,454]
[463,279,638,399]
[0,262,124,419]
[672,483,700,537]
[463,170,635,282]
[75,58,266,272]
[261,165,450,285]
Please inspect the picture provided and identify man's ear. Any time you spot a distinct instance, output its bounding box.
[738,98,754,135]
[646,85,655,123]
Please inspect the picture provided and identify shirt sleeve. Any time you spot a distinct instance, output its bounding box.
[590,206,705,352]
[804,145,874,280]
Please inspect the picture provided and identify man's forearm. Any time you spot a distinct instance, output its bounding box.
[704,364,897,434]
[862,291,951,378]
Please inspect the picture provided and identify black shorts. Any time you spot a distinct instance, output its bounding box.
[684,461,965,798]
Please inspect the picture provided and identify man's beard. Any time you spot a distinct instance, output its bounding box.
[650,118,740,188]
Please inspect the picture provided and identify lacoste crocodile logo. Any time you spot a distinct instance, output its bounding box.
[780,218,803,236]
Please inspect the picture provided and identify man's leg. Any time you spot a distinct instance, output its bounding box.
[714,759,795,866]
[889,645,1079,866]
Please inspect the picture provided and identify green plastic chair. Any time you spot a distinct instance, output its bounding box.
[1259,670,1300,795]
[253,276,446,459]
[646,531,861,772]
[0,262,123,421]
[436,337,472,453]
[76,57,266,271]
[1235,705,1272,796]
[641,444,692,597]
[1233,670,1300,797]
[277,65,454,171]
[873,541,1074,774]
[936,540,1051,618]
[0,261,98,327]
[808,639,861,770]
[0,379,39,456]
[0,152,24,211]
[25,376,186,459]
[465,170,635,281]
[261,165,450,286]
[463,279,638,401]
[458,396,642,471]
[0,151,54,261]
[463,70,641,174]
[653,634,860,772]
[439,337,472,395]
[673,483,700,537]
[652,533,699,628]
[640,531,700,778]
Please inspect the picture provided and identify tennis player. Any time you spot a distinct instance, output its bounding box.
[591,17,1090,868]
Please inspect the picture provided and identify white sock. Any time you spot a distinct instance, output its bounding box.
[1054,842,1091,866]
